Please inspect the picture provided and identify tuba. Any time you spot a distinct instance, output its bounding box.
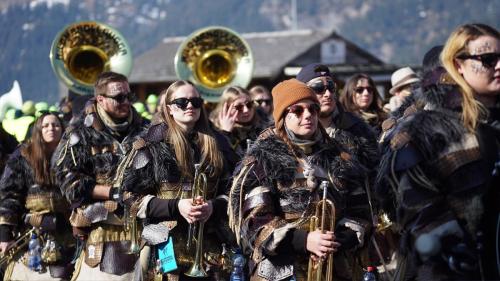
[49,21,133,95]
[308,181,336,281]
[185,163,209,278]
[174,26,254,102]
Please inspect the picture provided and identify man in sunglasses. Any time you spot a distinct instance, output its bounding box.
[297,63,379,169]
[53,71,149,280]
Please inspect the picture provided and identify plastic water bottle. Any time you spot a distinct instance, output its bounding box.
[363,266,378,281]
[28,232,42,271]
[229,250,245,281]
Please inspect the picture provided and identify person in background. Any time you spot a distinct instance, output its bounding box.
[0,112,74,280]
[146,94,159,115]
[385,67,420,112]
[376,23,500,280]
[53,71,149,280]
[120,80,238,280]
[0,122,18,175]
[210,86,268,157]
[340,74,387,136]
[229,79,370,281]
[249,85,273,120]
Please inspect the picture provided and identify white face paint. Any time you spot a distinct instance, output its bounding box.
[457,35,500,95]
[96,81,132,119]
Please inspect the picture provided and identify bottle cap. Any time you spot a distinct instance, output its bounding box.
[367,266,375,272]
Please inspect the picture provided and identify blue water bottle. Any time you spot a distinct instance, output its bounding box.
[229,249,245,281]
[363,266,378,281]
[28,232,42,271]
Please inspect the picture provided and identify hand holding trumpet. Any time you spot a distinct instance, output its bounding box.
[178,196,213,224]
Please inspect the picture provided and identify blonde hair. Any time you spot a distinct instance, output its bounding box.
[160,80,224,178]
[210,86,254,128]
[441,23,499,132]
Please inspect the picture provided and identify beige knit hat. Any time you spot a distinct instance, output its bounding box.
[271,78,318,123]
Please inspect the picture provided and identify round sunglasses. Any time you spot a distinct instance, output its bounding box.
[170,97,204,110]
[233,101,254,112]
[286,103,320,117]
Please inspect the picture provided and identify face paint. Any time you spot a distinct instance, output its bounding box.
[471,60,487,74]
[471,41,492,55]
[107,82,129,96]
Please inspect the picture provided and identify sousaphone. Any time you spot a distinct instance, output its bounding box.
[49,21,133,95]
[174,26,254,102]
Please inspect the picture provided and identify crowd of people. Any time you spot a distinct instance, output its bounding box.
[0,22,498,281]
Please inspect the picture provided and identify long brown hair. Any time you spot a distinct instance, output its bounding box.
[340,74,385,117]
[160,80,224,178]
[21,112,63,186]
[441,23,499,132]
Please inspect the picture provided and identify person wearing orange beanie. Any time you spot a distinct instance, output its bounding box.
[229,79,371,280]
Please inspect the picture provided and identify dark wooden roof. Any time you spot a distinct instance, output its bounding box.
[129,29,384,83]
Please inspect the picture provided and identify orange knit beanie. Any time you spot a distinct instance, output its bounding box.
[271,78,318,123]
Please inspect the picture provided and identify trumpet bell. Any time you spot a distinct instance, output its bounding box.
[174,26,254,102]
[49,21,133,95]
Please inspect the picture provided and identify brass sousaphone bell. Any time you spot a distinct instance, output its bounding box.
[174,26,254,102]
[49,21,133,95]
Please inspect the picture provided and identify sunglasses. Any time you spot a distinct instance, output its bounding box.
[354,87,374,94]
[233,101,254,112]
[102,92,136,104]
[457,52,500,68]
[170,97,204,110]
[308,80,336,95]
[287,103,320,117]
[253,99,272,106]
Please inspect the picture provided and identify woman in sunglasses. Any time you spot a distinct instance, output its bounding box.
[0,112,74,280]
[229,79,370,280]
[375,23,500,281]
[210,86,269,157]
[120,80,239,280]
[442,23,500,122]
[340,74,387,136]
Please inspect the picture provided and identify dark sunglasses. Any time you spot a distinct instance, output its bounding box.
[287,103,320,117]
[233,101,254,111]
[102,92,136,103]
[170,97,204,110]
[457,52,500,68]
[354,87,374,94]
[308,80,336,95]
[253,99,272,106]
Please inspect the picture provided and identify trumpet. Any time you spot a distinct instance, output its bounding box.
[0,228,35,266]
[307,181,336,281]
[185,163,209,278]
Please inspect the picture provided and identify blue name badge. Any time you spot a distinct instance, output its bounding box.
[157,237,178,273]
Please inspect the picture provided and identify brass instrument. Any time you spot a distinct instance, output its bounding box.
[308,181,336,281]
[174,26,254,102]
[185,163,209,278]
[0,228,35,266]
[125,206,140,255]
[49,21,133,95]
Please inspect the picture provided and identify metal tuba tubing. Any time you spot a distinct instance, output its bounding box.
[185,163,209,278]
[307,181,336,281]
